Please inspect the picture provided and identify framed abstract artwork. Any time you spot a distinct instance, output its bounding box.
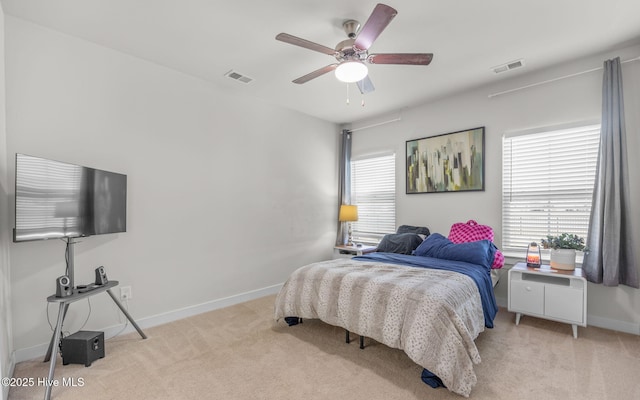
[406,127,485,194]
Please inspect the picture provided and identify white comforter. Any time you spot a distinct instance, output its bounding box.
[274,258,485,397]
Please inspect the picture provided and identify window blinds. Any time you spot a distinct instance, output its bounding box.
[351,154,396,244]
[502,124,600,251]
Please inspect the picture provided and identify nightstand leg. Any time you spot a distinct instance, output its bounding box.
[515,313,522,326]
[572,324,578,339]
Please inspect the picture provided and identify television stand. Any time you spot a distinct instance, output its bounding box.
[43,280,146,400]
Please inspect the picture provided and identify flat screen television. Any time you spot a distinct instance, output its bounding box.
[13,154,127,242]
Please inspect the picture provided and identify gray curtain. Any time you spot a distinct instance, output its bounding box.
[335,129,352,246]
[583,57,639,288]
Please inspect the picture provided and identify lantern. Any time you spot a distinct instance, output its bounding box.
[526,242,542,268]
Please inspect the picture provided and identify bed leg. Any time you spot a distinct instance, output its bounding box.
[359,335,365,349]
[345,330,350,344]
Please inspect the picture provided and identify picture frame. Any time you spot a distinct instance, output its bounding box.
[406,127,485,194]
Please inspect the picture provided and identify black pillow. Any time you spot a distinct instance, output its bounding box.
[396,225,431,236]
[377,233,425,255]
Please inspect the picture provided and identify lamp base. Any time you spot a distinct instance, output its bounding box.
[346,223,354,247]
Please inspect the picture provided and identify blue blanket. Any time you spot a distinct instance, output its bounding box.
[353,252,498,328]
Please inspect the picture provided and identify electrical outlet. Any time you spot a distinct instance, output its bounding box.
[120,286,132,301]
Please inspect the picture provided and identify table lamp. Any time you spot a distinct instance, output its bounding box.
[339,205,358,246]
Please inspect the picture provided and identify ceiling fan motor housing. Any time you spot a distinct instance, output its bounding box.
[335,20,368,62]
[335,39,367,63]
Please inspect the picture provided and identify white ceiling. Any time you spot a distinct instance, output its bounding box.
[2,0,640,124]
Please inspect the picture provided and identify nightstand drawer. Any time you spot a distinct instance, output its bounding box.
[510,280,544,315]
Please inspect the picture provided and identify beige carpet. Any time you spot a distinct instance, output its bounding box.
[9,294,640,400]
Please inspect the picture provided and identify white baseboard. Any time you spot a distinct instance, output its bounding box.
[495,295,639,335]
[2,353,15,400]
[587,315,640,335]
[13,283,283,364]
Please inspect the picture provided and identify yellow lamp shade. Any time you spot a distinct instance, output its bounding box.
[338,205,358,222]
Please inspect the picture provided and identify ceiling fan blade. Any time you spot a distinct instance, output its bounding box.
[292,64,338,84]
[354,3,398,50]
[368,53,433,65]
[356,75,375,94]
[276,33,336,56]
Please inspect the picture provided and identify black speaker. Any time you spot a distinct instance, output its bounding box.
[95,266,108,286]
[61,331,105,367]
[55,275,72,298]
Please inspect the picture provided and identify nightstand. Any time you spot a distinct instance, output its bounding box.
[333,245,377,259]
[508,262,587,338]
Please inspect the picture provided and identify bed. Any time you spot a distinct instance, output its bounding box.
[274,232,500,397]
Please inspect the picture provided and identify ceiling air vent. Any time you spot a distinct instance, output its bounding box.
[224,70,253,84]
[492,59,525,74]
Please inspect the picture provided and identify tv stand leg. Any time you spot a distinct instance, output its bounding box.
[43,303,69,363]
[106,289,147,339]
[44,303,65,400]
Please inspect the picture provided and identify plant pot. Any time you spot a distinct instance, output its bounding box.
[550,249,576,270]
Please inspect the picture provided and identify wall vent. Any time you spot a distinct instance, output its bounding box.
[492,59,525,74]
[224,70,253,84]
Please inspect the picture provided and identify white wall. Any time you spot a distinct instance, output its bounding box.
[0,4,16,399]
[5,16,339,357]
[350,43,640,334]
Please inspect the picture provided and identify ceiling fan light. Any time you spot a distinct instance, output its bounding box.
[335,61,368,83]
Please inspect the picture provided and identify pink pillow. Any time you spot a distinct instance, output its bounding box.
[448,220,505,269]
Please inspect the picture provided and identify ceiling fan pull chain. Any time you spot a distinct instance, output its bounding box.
[361,95,365,107]
[346,83,350,105]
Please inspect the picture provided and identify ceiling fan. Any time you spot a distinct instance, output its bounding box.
[275,3,433,94]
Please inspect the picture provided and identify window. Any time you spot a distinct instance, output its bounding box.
[502,124,600,251]
[350,154,396,244]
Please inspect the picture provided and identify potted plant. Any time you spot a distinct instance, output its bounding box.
[540,233,587,271]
